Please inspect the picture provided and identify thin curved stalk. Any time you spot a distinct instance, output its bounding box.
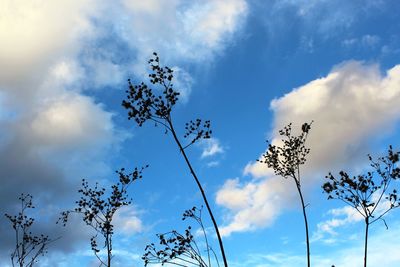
[364,218,369,267]
[295,182,310,267]
[168,119,228,267]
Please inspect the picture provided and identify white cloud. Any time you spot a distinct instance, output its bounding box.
[31,93,114,149]
[113,206,143,235]
[200,138,225,158]
[0,0,95,88]
[243,160,274,179]
[269,62,400,174]
[217,178,256,211]
[216,176,296,236]
[181,0,247,50]
[217,61,400,235]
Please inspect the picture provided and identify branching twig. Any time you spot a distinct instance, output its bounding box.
[322,146,400,267]
[5,194,57,267]
[58,166,146,266]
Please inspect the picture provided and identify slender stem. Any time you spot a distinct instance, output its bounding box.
[199,216,212,267]
[294,179,310,267]
[108,235,111,267]
[168,120,228,267]
[364,218,369,267]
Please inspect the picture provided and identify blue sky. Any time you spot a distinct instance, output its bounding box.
[1,0,400,266]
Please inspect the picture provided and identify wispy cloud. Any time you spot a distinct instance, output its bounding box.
[207,161,220,168]
[342,34,381,49]
[312,193,394,243]
[269,0,386,37]
[119,0,248,101]
[121,0,248,63]
[200,138,225,158]
[311,206,363,244]
[231,222,400,267]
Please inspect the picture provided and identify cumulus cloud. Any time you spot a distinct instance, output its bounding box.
[0,0,249,262]
[0,0,95,89]
[269,61,400,173]
[216,177,296,236]
[0,88,124,259]
[217,61,400,236]
[0,1,122,261]
[31,94,113,148]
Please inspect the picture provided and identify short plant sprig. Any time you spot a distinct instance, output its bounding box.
[143,206,219,267]
[58,166,146,267]
[182,119,212,150]
[322,146,400,267]
[257,122,313,267]
[122,53,228,267]
[5,193,56,267]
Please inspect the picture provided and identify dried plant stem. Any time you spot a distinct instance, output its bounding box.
[168,120,228,267]
[295,181,310,267]
[364,218,369,267]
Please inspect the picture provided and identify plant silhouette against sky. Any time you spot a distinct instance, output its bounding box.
[122,53,228,267]
[322,146,400,267]
[5,194,56,267]
[143,206,219,267]
[258,122,312,267]
[58,167,145,267]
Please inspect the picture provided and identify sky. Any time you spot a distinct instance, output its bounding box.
[1,0,400,266]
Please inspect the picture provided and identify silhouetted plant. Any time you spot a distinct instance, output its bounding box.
[5,193,56,267]
[143,206,219,267]
[322,146,400,267]
[122,53,227,267]
[58,167,146,267]
[258,122,312,267]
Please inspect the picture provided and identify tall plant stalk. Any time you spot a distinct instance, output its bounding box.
[168,119,228,267]
[122,53,228,267]
[258,122,312,267]
[364,217,369,267]
[296,180,310,267]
